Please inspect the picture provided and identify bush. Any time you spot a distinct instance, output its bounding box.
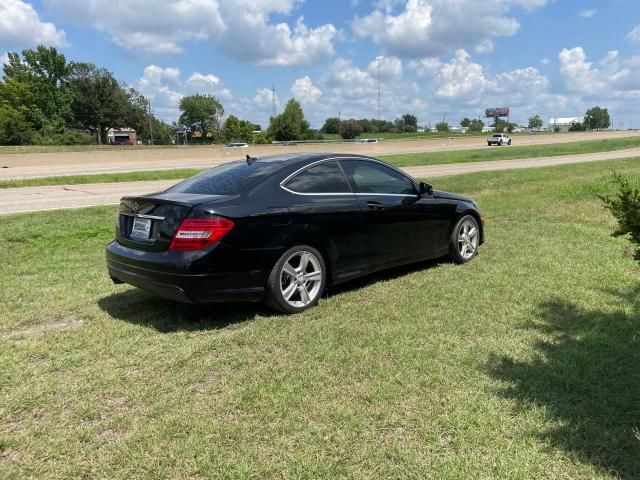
[435,122,450,132]
[600,173,640,260]
[29,130,95,145]
[340,120,363,139]
[252,131,272,144]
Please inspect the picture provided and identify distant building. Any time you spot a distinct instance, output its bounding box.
[107,128,137,144]
[548,117,583,131]
[450,126,469,134]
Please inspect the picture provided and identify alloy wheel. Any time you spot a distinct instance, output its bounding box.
[458,219,479,260]
[280,250,323,308]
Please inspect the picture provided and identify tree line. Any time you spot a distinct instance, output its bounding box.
[0,46,175,145]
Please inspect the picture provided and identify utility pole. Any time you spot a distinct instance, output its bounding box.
[271,85,277,118]
[148,98,154,145]
[376,56,383,121]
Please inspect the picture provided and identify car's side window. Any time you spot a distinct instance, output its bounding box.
[284,161,351,194]
[341,159,416,195]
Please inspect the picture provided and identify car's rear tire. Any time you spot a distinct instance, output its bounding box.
[265,245,326,314]
[508,139,512,145]
[449,215,480,264]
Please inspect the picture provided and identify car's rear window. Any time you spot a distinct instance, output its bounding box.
[167,162,276,195]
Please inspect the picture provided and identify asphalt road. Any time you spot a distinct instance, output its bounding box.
[1,130,637,180]
[2,147,639,215]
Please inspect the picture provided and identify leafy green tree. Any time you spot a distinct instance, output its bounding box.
[356,119,373,133]
[492,119,517,133]
[0,105,33,145]
[460,118,472,128]
[584,106,611,130]
[569,122,586,132]
[179,94,224,143]
[402,113,418,129]
[322,117,341,134]
[468,119,484,132]
[435,121,450,132]
[0,46,72,135]
[68,62,135,143]
[528,115,543,129]
[223,115,255,142]
[252,131,272,144]
[267,99,310,141]
[340,120,363,139]
[371,119,394,133]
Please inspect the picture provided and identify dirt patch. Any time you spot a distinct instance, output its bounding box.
[4,319,84,340]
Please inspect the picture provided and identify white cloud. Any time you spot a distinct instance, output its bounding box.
[559,47,640,95]
[627,25,640,44]
[578,9,597,18]
[137,65,232,120]
[291,76,322,103]
[475,40,495,55]
[540,58,550,65]
[352,0,550,58]
[0,0,67,48]
[408,49,550,121]
[186,72,232,99]
[44,0,337,65]
[0,52,9,66]
[367,56,403,82]
[313,56,423,123]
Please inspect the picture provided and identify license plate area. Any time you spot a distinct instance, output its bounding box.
[130,217,152,241]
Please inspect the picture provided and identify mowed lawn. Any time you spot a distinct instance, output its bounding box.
[1,159,639,479]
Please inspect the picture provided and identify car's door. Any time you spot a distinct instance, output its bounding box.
[281,160,368,282]
[339,158,442,269]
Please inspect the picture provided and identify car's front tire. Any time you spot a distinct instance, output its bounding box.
[265,245,327,314]
[449,215,480,264]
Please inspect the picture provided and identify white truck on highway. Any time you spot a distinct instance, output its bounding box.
[487,133,512,146]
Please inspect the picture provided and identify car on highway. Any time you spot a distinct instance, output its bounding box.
[225,142,249,148]
[359,138,378,144]
[106,153,484,313]
[487,133,512,146]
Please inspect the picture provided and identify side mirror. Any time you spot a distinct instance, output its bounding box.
[420,182,434,196]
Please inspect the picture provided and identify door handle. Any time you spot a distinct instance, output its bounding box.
[367,201,385,211]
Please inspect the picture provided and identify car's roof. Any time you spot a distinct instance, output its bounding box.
[237,152,379,168]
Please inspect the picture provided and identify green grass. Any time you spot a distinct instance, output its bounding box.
[2,159,640,478]
[2,136,640,190]
[0,169,203,189]
[0,144,214,155]
[382,135,640,167]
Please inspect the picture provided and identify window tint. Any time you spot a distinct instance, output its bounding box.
[341,159,416,195]
[285,161,351,194]
[168,161,276,195]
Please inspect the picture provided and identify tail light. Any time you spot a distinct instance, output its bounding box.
[169,217,234,251]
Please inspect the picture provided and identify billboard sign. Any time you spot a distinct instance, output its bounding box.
[485,107,509,118]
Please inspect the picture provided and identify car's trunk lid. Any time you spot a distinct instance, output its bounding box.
[117,192,229,252]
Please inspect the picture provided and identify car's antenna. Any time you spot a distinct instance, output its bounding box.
[246,154,258,165]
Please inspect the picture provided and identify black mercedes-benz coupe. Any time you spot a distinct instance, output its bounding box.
[106,153,484,313]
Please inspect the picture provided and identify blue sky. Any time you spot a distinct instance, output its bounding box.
[1,0,639,129]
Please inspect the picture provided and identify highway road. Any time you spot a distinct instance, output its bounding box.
[2,147,639,215]
[1,130,638,180]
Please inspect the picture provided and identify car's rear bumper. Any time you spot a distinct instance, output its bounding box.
[106,241,266,304]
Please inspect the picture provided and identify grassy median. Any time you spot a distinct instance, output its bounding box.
[1,159,639,478]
